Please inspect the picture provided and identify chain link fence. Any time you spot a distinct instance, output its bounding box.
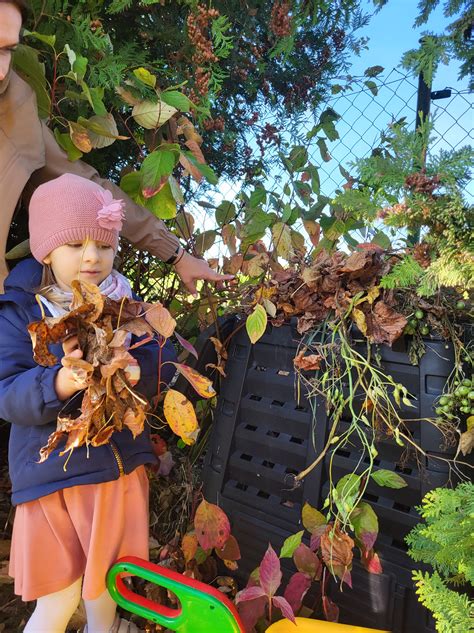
[120,68,473,304]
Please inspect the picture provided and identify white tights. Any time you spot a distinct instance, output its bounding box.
[23,577,118,633]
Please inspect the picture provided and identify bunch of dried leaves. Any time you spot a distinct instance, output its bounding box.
[28,279,215,462]
[244,247,427,346]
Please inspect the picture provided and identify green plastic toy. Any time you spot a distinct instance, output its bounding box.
[106,556,245,633]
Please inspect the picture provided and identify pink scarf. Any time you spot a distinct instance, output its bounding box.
[39,269,133,318]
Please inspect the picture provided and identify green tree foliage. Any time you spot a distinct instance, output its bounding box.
[22,0,369,181]
[406,482,474,632]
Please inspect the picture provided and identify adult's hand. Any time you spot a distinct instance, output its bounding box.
[173,249,234,297]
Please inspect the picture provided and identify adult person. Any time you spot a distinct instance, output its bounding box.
[0,0,233,294]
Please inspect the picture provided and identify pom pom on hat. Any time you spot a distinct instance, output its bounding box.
[29,174,125,263]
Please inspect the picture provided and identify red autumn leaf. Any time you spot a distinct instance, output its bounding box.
[360,548,383,574]
[323,595,339,622]
[293,543,322,580]
[235,585,266,603]
[194,499,231,550]
[351,502,379,552]
[272,596,296,624]
[356,242,384,253]
[174,331,199,360]
[283,571,312,613]
[236,593,266,633]
[310,524,329,551]
[259,544,282,598]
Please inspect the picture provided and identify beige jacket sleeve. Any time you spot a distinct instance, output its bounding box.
[26,122,180,261]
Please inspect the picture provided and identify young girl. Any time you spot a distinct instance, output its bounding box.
[0,173,177,633]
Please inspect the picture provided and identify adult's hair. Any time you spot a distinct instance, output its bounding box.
[0,0,29,23]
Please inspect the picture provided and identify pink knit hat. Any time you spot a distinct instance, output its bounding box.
[29,174,125,262]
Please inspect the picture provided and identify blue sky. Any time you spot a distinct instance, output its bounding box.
[354,0,467,91]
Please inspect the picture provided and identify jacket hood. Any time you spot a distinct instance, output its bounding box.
[3,258,42,294]
[0,258,42,310]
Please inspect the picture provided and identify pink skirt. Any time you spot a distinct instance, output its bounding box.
[9,466,149,601]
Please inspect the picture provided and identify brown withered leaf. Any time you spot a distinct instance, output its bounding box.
[61,357,94,383]
[364,301,407,346]
[90,425,115,447]
[144,303,176,339]
[459,429,474,456]
[103,296,144,323]
[223,254,243,275]
[38,430,65,462]
[28,303,97,366]
[59,423,89,457]
[109,329,130,348]
[320,526,354,586]
[120,318,153,338]
[205,362,227,377]
[71,279,104,322]
[209,336,228,362]
[123,406,146,439]
[100,348,135,379]
[339,251,371,275]
[294,350,322,371]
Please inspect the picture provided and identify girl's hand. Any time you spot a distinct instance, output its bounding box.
[55,335,88,401]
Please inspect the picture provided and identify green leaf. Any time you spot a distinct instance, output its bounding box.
[249,186,267,208]
[365,80,378,96]
[280,531,304,558]
[215,201,236,226]
[371,230,392,249]
[321,217,345,241]
[5,239,30,260]
[64,44,87,80]
[334,473,361,520]
[351,502,379,552]
[133,67,156,88]
[120,171,143,204]
[89,86,107,117]
[246,304,267,344]
[195,230,216,255]
[289,146,308,171]
[183,152,218,185]
[321,120,339,142]
[364,65,384,77]
[161,90,192,112]
[13,45,50,118]
[23,30,56,48]
[317,138,331,162]
[145,182,177,219]
[141,146,179,198]
[53,128,83,162]
[272,222,293,260]
[371,470,407,489]
[302,503,326,533]
[307,165,320,194]
[294,181,312,205]
[281,203,292,223]
[168,175,184,204]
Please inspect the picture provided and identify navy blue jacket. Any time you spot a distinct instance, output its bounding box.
[0,259,177,505]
